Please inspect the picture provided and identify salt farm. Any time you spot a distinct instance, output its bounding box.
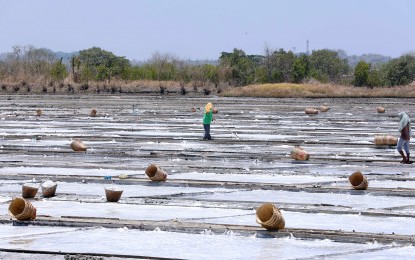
[0,95,415,259]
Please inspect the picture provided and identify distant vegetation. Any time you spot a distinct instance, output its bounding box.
[0,45,414,96]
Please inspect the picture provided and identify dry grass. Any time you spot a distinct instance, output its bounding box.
[220,82,415,98]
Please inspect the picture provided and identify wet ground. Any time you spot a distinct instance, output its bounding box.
[0,95,414,259]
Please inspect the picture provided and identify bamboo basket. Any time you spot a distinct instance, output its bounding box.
[320,105,330,112]
[290,146,310,161]
[90,108,97,117]
[36,109,42,116]
[374,135,397,146]
[22,183,39,198]
[349,171,368,190]
[41,180,58,197]
[377,107,385,113]
[71,139,87,152]
[8,197,37,221]
[145,164,167,181]
[105,186,123,202]
[305,108,318,115]
[256,203,285,230]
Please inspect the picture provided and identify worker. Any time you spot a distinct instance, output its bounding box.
[203,102,214,140]
[397,112,411,164]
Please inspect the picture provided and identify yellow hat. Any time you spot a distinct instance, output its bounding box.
[205,102,213,113]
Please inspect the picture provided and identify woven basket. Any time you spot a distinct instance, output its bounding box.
[8,197,37,221]
[290,146,310,161]
[105,187,123,202]
[349,171,368,190]
[36,109,42,116]
[22,183,39,198]
[71,139,87,152]
[90,108,97,117]
[41,181,57,197]
[320,105,330,112]
[374,135,397,146]
[256,203,285,230]
[377,107,385,113]
[145,164,167,181]
[305,108,318,115]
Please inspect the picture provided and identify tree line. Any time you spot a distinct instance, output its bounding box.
[1,45,414,89]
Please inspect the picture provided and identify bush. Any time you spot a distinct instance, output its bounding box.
[353,61,370,87]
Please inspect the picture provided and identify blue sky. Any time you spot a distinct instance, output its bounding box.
[1,0,414,60]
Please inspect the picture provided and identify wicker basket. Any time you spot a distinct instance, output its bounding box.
[256,203,285,230]
[8,197,37,221]
[377,107,385,113]
[41,180,57,197]
[290,146,310,161]
[320,105,330,112]
[305,108,318,115]
[105,187,123,202]
[90,108,97,117]
[36,109,42,117]
[145,164,167,181]
[349,171,368,190]
[374,135,397,146]
[71,139,87,152]
[22,183,39,198]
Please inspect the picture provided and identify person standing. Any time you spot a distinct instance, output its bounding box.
[203,102,214,140]
[397,112,411,164]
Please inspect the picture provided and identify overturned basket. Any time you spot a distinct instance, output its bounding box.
[8,197,37,221]
[349,171,368,190]
[377,106,385,113]
[90,108,97,117]
[256,203,285,230]
[105,186,124,202]
[145,164,167,181]
[22,183,39,199]
[71,139,87,152]
[290,146,310,161]
[305,108,318,115]
[36,109,42,117]
[41,180,58,197]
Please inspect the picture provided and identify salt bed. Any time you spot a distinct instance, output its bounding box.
[0,225,384,259]
[0,182,232,197]
[0,166,139,177]
[2,200,414,236]
[182,189,415,211]
[169,172,342,184]
[330,245,415,259]
[194,210,415,236]
[367,180,415,189]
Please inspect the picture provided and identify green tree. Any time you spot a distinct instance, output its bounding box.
[353,61,370,87]
[219,48,256,86]
[269,49,296,83]
[76,47,130,82]
[50,58,68,83]
[309,49,349,83]
[382,55,415,86]
[292,55,310,83]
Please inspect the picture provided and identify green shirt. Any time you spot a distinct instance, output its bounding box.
[203,110,213,124]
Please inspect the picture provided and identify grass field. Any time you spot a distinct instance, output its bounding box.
[221,82,415,98]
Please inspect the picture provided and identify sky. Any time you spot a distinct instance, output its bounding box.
[1,0,415,61]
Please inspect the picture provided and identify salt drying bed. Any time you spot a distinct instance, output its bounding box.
[1,95,415,259]
[0,224,394,260]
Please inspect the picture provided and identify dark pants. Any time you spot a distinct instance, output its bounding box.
[203,124,211,140]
